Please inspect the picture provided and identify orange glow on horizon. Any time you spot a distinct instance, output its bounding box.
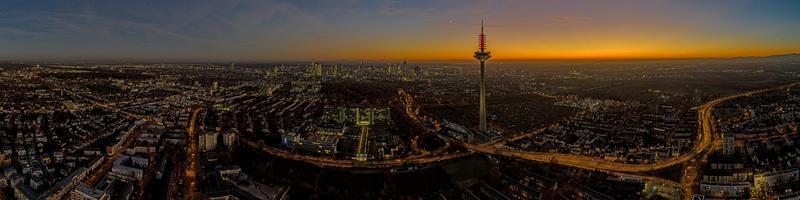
[343,48,800,61]
[331,36,800,61]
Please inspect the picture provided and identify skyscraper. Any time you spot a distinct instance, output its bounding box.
[355,108,371,162]
[474,21,491,132]
[311,62,323,76]
[356,120,370,161]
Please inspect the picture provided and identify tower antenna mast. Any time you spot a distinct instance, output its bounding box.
[473,20,492,133]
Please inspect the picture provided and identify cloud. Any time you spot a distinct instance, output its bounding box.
[431,19,505,29]
[0,0,330,61]
[377,0,440,16]
[552,16,593,23]
[378,0,405,16]
[0,10,204,44]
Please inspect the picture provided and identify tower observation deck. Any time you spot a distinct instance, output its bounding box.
[473,21,491,132]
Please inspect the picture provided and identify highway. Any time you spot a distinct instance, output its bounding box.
[680,82,798,199]
[55,74,797,198]
[458,83,799,173]
[238,83,798,183]
[484,124,553,147]
[241,139,473,169]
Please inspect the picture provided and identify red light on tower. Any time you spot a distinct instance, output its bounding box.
[473,20,491,132]
[478,21,487,52]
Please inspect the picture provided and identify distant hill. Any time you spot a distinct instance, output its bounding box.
[726,53,800,62]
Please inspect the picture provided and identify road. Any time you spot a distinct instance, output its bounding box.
[62,86,159,123]
[66,73,795,198]
[680,82,798,199]
[456,82,798,199]
[82,123,146,185]
[679,98,721,199]
[240,90,474,168]
[57,79,157,187]
[185,108,203,200]
[458,83,799,173]
[241,140,473,169]
[238,82,798,190]
[483,124,554,147]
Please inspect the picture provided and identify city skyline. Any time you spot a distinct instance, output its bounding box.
[3,1,800,199]
[2,0,800,62]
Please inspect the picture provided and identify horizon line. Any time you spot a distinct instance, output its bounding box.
[1,52,798,64]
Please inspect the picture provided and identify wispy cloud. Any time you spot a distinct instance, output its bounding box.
[0,11,203,43]
[0,0,327,60]
[377,0,440,16]
[432,18,506,29]
[552,16,593,23]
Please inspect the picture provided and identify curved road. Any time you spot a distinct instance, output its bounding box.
[77,76,798,197]
[241,140,474,169]
[238,82,799,174]
[459,82,799,174]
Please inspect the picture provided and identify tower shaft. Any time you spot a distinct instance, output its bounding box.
[474,20,491,133]
[479,60,487,132]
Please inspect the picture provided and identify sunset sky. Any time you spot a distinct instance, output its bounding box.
[1,0,799,62]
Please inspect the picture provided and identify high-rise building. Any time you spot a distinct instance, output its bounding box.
[211,81,218,96]
[223,132,237,150]
[316,63,323,76]
[271,66,280,75]
[310,62,323,76]
[199,132,219,152]
[473,21,492,132]
[355,120,370,161]
[723,133,735,155]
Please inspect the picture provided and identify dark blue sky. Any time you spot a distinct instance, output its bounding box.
[1,0,799,62]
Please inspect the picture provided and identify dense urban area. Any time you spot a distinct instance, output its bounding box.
[1,54,800,199]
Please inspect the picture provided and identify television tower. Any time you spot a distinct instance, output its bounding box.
[474,20,491,132]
